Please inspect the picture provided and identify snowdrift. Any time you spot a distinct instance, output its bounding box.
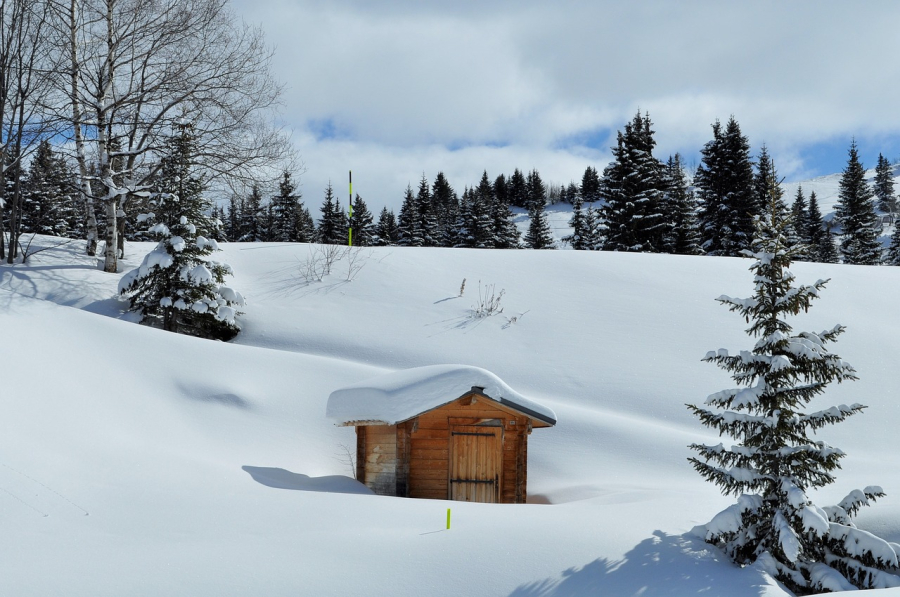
[2,237,900,596]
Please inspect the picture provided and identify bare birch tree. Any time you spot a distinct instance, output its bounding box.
[0,0,56,262]
[50,0,292,271]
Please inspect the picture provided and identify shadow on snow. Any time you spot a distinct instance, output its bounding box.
[242,466,373,495]
[509,530,785,597]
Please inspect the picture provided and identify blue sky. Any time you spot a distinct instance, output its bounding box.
[234,0,900,212]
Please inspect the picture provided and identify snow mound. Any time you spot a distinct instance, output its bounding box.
[326,364,557,426]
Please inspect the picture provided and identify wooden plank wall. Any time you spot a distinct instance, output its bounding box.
[361,424,398,496]
[406,396,532,503]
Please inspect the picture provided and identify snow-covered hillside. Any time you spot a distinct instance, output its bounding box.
[2,237,900,596]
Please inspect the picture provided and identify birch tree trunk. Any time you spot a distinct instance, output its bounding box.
[66,0,99,256]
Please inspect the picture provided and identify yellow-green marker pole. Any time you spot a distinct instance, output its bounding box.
[446,508,451,530]
[348,171,353,246]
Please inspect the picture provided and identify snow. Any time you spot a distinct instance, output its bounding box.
[326,364,556,426]
[3,236,900,596]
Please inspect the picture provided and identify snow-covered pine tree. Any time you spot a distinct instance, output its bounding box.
[887,222,900,266]
[225,194,243,241]
[873,153,897,215]
[524,169,554,249]
[293,203,316,243]
[20,140,78,237]
[563,193,590,250]
[348,194,373,246]
[663,153,701,255]
[580,166,601,204]
[397,184,423,247]
[790,186,810,260]
[432,172,458,247]
[271,170,299,242]
[318,183,346,245]
[416,173,438,246]
[507,168,528,209]
[835,141,882,265]
[374,207,398,246]
[490,173,519,249]
[493,200,519,249]
[688,192,897,594]
[806,192,838,264]
[119,127,244,340]
[453,187,475,248]
[239,185,264,242]
[598,111,666,252]
[471,171,495,248]
[696,116,757,256]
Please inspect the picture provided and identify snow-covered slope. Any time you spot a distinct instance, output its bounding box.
[2,237,900,596]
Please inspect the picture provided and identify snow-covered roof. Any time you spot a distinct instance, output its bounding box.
[326,365,556,427]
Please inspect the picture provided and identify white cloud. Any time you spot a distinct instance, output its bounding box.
[233,0,900,205]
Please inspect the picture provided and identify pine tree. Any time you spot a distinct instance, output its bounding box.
[453,187,477,248]
[508,168,528,209]
[873,153,897,215]
[598,111,666,252]
[397,184,423,247]
[468,171,494,248]
[293,203,316,243]
[374,207,398,246]
[226,194,243,241]
[490,174,519,249]
[20,140,78,237]
[416,173,438,246]
[688,195,896,594]
[754,146,787,218]
[580,166,601,204]
[563,193,589,250]
[239,186,264,242]
[696,117,757,256]
[318,183,345,245]
[887,223,900,266]
[524,170,554,249]
[790,186,810,260]
[664,154,702,255]
[119,126,244,340]
[271,171,300,242]
[432,172,458,247]
[348,195,374,246]
[835,141,882,265]
[806,192,838,264]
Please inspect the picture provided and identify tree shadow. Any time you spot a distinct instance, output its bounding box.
[242,466,374,495]
[509,531,785,597]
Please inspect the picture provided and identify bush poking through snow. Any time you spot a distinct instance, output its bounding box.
[298,245,370,283]
[471,281,505,319]
[688,194,897,594]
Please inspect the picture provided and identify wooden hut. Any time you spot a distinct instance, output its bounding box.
[326,365,556,504]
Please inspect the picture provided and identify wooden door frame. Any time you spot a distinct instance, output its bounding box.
[447,420,503,503]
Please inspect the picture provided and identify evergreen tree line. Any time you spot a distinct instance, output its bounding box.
[9,115,899,265]
[581,110,899,265]
[215,168,558,249]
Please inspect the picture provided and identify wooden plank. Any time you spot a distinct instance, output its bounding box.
[410,489,446,499]
[397,423,410,498]
[409,469,447,480]
[409,479,448,491]
[355,426,366,483]
[409,438,449,450]
[411,448,448,461]
[410,458,448,470]
[408,429,449,440]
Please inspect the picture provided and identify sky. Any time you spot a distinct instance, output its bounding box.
[231,0,900,214]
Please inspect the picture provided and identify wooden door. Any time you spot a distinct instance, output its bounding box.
[449,424,502,503]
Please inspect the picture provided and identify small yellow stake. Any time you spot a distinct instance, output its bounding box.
[446,508,451,530]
